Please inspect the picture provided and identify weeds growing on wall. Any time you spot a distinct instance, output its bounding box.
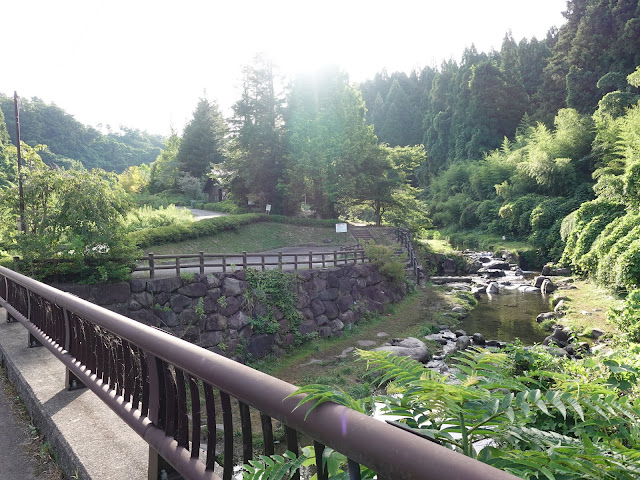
[245,269,302,335]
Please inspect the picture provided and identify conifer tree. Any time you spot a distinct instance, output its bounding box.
[177,97,227,178]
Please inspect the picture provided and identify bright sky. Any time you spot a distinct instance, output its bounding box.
[3,0,567,137]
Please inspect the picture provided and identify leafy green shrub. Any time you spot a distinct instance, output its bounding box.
[596,224,640,288]
[13,236,139,284]
[608,289,640,341]
[560,200,626,268]
[498,194,546,236]
[612,238,640,291]
[132,192,189,208]
[517,248,545,270]
[124,205,193,232]
[474,199,501,227]
[362,243,405,286]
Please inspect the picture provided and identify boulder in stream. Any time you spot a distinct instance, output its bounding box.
[374,337,432,363]
[455,335,471,351]
[541,278,557,294]
[451,306,468,317]
[536,312,557,323]
[484,260,510,270]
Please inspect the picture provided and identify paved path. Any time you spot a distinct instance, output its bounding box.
[185,207,229,220]
[0,373,39,480]
[0,309,148,480]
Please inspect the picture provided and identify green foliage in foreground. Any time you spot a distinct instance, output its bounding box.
[608,289,640,342]
[248,346,640,479]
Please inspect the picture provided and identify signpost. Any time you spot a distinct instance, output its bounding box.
[265,204,271,215]
[336,223,347,244]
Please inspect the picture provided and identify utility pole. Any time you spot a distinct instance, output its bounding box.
[14,91,26,233]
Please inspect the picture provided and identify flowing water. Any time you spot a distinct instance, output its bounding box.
[457,288,551,345]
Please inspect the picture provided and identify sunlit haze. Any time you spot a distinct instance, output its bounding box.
[3,0,567,136]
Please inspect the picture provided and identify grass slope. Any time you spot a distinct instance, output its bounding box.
[144,223,350,254]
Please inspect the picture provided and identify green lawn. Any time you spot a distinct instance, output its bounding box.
[144,223,353,255]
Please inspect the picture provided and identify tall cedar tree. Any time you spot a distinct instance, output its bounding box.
[229,56,285,210]
[284,68,381,217]
[177,97,227,178]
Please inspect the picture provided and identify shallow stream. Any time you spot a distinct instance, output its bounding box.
[457,288,550,345]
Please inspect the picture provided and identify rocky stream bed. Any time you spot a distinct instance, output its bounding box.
[363,250,604,376]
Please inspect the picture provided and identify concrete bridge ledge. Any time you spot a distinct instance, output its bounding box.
[0,308,148,480]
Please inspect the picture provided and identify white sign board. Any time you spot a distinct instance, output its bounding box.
[336,223,347,233]
[265,204,271,212]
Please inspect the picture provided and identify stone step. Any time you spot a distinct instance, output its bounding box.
[351,228,375,242]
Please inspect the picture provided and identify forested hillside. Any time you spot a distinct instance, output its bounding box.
[0,94,164,172]
[358,0,640,292]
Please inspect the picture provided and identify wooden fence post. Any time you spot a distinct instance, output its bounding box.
[278,252,282,270]
[175,257,181,276]
[149,253,155,279]
[308,251,313,270]
[222,255,227,273]
[199,252,204,274]
[243,252,247,271]
[261,255,265,271]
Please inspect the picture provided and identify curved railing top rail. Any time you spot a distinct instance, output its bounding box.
[0,266,516,480]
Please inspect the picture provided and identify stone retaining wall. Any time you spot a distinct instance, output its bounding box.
[60,264,404,361]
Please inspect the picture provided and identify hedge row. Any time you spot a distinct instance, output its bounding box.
[127,213,343,249]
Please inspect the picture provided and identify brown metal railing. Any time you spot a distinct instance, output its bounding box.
[0,266,516,480]
[135,250,368,278]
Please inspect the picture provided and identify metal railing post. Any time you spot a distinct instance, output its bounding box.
[27,289,42,348]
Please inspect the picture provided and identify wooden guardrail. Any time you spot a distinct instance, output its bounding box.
[395,228,424,284]
[134,250,368,278]
[0,266,516,480]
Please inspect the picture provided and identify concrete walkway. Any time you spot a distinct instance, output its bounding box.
[184,208,228,220]
[0,309,148,480]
